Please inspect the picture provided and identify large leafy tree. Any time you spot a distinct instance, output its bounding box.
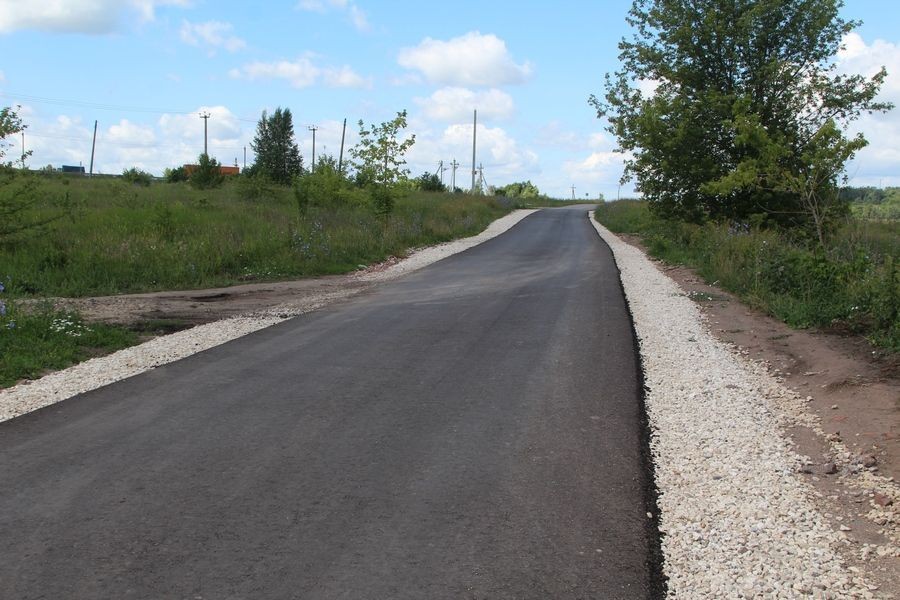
[349,110,415,186]
[591,0,891,235]
[250,107,303,185]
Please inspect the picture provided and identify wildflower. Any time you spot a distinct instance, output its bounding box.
[0,300,5,316]
[0,282,4,292]
[7,322,15,329]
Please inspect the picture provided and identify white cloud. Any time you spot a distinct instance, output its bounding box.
[229,57,368,89]
[562,150,628,188]
[415,87,514,122]
[20,104,251,175]
[296,0,369,32]
[107,119,156,146]
[836,33,900,187]
[323,65,371,88]
[398,32,532,87]
[407,123,538,184]
[180,20,245,54]
[0,0,189,34]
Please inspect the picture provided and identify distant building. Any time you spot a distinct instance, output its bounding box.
[61,165,86,174]
[183,164,240,176]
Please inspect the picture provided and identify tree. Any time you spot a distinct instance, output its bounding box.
[251,107,303,185]
[190,153,225,189]
[415,172,445,192]
[0,106,29,167]
[591,0,891,233]
[349,110,415,186]
[0,106,50,239]
[496,180,542,199]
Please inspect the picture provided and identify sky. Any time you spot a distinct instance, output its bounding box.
[1,0,898,199]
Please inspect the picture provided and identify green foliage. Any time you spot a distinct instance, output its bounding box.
[592,0,892,230]
[293,156,368,215]
[0,105,30,167]
[370,185,396,216]
[164,166,188,183]
[251,107,303,185]
[1,176,513,297]
[349,110,416,185]
[121,167,153,186]
[0,296,138,388]
[236,172,276,201]
[415,172,446,192]
[495,180,542,199]
[595,200,899,350]
[189,153,225,190]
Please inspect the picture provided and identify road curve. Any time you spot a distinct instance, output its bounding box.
[0,207,659,599]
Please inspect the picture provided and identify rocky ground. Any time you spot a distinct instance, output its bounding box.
[597,220,898,598]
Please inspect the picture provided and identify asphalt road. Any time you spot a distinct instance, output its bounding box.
[0,207,660,599]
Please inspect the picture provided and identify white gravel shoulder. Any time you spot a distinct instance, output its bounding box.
[589,212,881,599]
[0,209,538,424]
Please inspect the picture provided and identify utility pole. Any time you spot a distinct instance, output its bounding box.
[471,109,477,193]
[308,125,318,171]
[200,112,210,156]
[571,185,576,200]
[436,160,447,186]
[21,131,25,169]
[450,159,459,191]
[243,146,247,171]
[338,118,347,174]
[89,120,98,177]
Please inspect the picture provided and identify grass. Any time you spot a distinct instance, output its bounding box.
[595,200,899,351]
[0,174,522,389]
[2,175,517,297]
[0,299,138,387]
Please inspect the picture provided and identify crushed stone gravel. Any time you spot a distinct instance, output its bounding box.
[590,212,886,599]
[0,209,538,423]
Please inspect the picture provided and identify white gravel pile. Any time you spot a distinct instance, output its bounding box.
[0,209,537,424]
[590,213,880,599]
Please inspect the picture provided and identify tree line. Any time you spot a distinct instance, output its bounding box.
[592,0,892,247]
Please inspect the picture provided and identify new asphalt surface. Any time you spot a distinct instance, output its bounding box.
[0,207,659,599]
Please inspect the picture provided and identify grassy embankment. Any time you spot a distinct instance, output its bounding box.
[594,200,899,351]
[0,174,520,387]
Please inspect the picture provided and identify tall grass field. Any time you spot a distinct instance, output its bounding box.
[595,200,899,351]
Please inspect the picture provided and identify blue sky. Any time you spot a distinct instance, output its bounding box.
[1,0,898,198]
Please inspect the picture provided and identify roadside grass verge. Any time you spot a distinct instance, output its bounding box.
[2,176,516,297]
[0,299,138,388]
[594,200,899,351]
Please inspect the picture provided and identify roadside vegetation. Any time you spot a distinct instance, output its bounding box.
[0,105,525,387]
[595,200,898,351]
[593,0,897,351]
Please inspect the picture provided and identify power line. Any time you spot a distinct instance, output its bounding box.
[0,91,197,115]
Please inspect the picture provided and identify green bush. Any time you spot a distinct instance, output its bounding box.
[594,201,899,351]
[189,154,224,190]
[236,173,275,202]
[121,167,153,187]
[164,166,188,183]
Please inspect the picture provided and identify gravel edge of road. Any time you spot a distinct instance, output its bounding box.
[0,209,539,424]
[589,212,883,599]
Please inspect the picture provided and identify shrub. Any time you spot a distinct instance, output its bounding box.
[190,154,224,190]
[121,167,153,186]
[164,166,188,183]
[236,173,275,201]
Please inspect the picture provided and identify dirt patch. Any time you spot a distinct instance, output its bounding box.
[617,233,899,596]
[44,272,373,328]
